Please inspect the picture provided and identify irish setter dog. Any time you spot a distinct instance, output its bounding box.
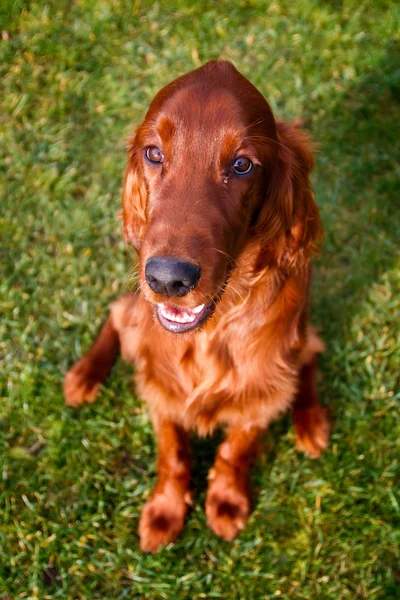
[64,60,331,552]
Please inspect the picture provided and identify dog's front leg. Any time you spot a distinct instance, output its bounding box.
[206,424,261,541]
[64,316,120,407]
[139,419,191,553]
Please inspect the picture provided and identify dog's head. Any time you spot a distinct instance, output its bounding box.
[123,60,322,333]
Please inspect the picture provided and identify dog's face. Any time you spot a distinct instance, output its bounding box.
[123,61,319,333]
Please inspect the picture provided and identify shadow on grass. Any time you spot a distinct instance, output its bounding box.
[312,39,400,340]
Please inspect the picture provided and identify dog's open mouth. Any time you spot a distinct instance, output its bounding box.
[153,270,231,334]
[155,301,214,333]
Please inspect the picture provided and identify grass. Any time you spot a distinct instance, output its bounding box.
[1,0,399,598]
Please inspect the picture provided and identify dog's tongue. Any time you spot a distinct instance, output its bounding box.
[158,303,205,324]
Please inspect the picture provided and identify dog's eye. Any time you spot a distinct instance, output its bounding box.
[232,156,253,175]
[146,147,164,164]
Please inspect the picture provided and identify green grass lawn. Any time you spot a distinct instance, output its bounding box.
[1,1,399,598]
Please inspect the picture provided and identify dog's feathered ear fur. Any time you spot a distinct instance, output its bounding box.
[253,120,323,270]
[122,133,148,250]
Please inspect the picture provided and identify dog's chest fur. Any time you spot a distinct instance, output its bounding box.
[111,291,300,434]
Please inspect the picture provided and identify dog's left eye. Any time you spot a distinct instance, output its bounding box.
[232,157,253,175]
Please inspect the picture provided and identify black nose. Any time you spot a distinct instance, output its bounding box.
[145,256,201,297]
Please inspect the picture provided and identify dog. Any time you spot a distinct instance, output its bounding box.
[64,60,331,552]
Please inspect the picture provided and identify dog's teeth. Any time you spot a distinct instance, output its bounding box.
[159,304,198,324]
[192,304,205,314]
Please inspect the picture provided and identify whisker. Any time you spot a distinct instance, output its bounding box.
[127,267,140,282]
[241,118,266,133]
[202,291,217,306]
[210,248,236,264]
[226,283,245,303]
[242,134,281,148]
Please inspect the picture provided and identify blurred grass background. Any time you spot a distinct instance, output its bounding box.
[1,1,399,598]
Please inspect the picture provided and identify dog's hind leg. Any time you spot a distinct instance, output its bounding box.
[292,334,331,458]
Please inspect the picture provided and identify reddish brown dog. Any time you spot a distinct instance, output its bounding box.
[64,60,331,552]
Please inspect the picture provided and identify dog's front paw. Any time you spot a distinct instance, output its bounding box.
[206,472,250,541]
[294,404,331,459]
[63,359,102,407]
[139,492,188,553]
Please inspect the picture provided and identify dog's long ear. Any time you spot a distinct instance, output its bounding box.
[254,120,323,269]
[122,133,148,250]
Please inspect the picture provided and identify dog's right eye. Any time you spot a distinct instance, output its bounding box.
[146,147,164,164]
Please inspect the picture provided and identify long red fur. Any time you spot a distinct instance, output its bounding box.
[64,60,331,552]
